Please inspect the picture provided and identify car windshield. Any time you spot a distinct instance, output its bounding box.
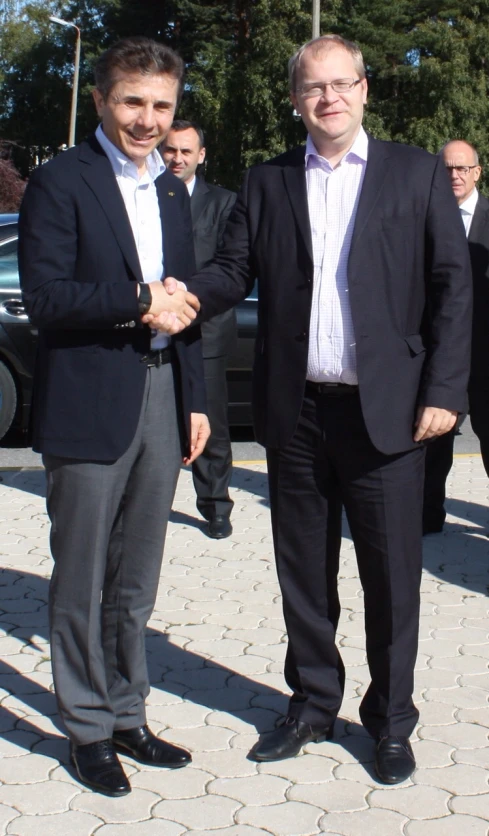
[0,239,20,289]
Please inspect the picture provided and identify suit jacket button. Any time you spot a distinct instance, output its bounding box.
[296,331,307,342]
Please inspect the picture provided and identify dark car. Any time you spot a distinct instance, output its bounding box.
[0,214,256,439]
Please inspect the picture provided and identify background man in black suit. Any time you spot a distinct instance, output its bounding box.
[18,38,210,797]
[424,140,489,533]
[154,35,472,784]
[161,121,237,539]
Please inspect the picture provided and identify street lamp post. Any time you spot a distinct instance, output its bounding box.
[312,0,320,39]
[49,15,81,148]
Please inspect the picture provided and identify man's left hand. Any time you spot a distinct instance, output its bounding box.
[414,406,457,442]
[183,413,211,464]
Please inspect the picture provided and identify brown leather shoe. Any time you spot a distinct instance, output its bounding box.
[248,715,335,762]
[71,739,130,797]
[113,724,191,768]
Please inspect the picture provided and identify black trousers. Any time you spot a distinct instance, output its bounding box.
[423,430,456,530]
[469,378,489,477]
[192,354,234,520]
[266,387,425,738]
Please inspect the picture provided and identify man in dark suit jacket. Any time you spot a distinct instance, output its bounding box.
[18,38,210,797]
[161,121,237,539]
[153,35,472,784]
[423,140,488,533]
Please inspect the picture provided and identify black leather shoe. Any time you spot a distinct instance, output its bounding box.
[206,515,233,539]
[422,523,444,535]
[112,724,191,768]
[71,739,130,797]
[375,736,416,784]
[248,716,334,762]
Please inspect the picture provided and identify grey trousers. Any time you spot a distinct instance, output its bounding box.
[43,363,181,744]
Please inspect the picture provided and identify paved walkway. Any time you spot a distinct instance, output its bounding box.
[0,456,487,835]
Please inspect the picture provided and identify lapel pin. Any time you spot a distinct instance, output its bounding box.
[168,191,175,196]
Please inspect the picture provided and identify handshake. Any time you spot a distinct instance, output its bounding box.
[140,278,199,335]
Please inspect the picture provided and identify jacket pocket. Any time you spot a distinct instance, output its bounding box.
[404,334,425,356]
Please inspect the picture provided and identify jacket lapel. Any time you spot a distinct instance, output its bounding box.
[190,178,210,225]
[156,170,182,275]
[349,136,390,251]
[282,146,313,266]
[79,137,143,282]
[468,194,489,245]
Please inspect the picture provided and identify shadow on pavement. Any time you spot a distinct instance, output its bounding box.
[0,567,292,766]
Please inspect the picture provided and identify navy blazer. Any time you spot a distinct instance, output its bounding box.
[18,135,206,461]
[187,137,473,454]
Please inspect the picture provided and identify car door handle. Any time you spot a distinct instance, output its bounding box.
[2,300,29,319]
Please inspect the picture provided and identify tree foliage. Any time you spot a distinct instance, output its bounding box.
[2,1,489,189]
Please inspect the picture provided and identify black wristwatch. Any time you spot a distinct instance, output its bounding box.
[138,282,152,315]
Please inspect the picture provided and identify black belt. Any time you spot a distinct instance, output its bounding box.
[140,347,172,368]
[305,381,358,396]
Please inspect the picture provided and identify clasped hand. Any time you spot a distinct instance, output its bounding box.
[142,279,196,335]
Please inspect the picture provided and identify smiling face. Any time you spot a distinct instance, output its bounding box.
[92,70,179,174]
[161,127,206,184]
[290,45,367,159]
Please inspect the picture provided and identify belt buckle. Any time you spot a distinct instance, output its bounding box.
[140,353,156,368]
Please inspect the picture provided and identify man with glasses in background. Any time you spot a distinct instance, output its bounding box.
[424,140,489,533]
[154,35,472,784]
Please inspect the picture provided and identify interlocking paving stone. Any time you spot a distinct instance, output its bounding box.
[6,811,104,835]
[368,784,451,818]
[319,808,409,834]
[130,766,213,798]
[208,774,290,805]
[413,763,489,794]
[0,780,81,814]
[450,794,489,819]
[288,779,369,812]
[419,722,489,748]
[236,800,323,835]
[153,795,240,828]
[0,805,21,833]
[71,788,160,822]
[96,822,186,836]
[404,814,489,835]
[186,828,272,836]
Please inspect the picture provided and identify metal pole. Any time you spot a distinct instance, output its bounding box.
[312,0,320,39]
[68,27,81,147]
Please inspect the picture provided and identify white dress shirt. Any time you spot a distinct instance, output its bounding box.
[306,126,368,384]
[96,124,168,349]
[186,176,196,196]
[459,188,478,237]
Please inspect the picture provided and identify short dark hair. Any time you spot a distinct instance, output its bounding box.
[169,119,205,148]
[94,37,185,102]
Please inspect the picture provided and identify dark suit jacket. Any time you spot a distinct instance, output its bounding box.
[191,178,237,358]
[18,135,206,461]
[468,193,489,379]
[186,137,472,455]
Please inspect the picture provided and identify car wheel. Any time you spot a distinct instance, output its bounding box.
[0,362,17,440]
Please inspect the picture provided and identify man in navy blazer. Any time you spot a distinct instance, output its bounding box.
[18,37,209,797]
[155,35,472,784]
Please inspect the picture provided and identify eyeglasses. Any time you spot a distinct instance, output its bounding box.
[445,165,479,176]
[296,78,362,98]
